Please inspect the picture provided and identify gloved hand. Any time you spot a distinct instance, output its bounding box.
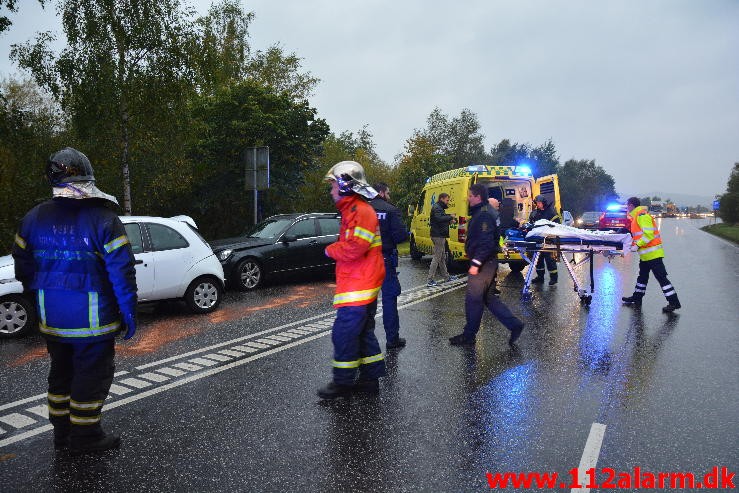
[630,244,639,252]
[122,313,137,340]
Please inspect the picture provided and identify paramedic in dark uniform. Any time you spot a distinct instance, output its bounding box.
[370,182,409,350]
[13,147,138,454]
[528,194,561,285]
[449,183,524,346]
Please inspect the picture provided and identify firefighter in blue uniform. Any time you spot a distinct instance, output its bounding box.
[13,147,138,453]
[369,182,409,350]
[449,183,524,346]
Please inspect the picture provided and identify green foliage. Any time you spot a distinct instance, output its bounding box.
[489,139,558,177]
[185,81,329,239]
[11,0,198,214]
[421,107,486,167]
[702,222,739,244]
[556,159,618,217]
[717,163,739,224]
[0,78,66,252]
[393,133,448,220]
[247,45,320,101]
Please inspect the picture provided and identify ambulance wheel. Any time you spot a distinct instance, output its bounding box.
[507,261,527,273]
[409,236,423,261]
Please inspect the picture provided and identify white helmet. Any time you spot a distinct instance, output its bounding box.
[324,160,377,199]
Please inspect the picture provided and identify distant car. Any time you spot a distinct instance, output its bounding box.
[562,210,574,227]
[577,211,601,229]
[0,215,225,339]
[599,205,631,232]
[0,255,37,338]
[211,213,340,290]
[121,215,225,313]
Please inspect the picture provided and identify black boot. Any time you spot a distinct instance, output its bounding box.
[353,379,380,394]
[662,295,681,313]
[70,432,121,455]
[531,276,545,284]
[622,295,642,307]
[317,382,353,399]
[449,333,475,346]
[509,323,525,345]
[548,273,558,285]
[386,337,406,350]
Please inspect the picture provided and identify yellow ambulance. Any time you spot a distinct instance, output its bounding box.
[408,164,562,272]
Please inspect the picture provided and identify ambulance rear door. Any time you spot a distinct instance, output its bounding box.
[533,174,562,217]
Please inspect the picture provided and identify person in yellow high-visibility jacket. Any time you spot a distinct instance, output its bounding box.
[621,197,681,313]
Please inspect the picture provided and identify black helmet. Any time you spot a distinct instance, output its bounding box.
[534,194,548,207]
[46,147,95,186]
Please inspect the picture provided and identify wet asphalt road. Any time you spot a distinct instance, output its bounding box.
[0,217,737,492]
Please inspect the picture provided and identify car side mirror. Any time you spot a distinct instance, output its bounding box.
[281,234,297,244]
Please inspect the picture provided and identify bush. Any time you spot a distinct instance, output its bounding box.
[718,192,739,225]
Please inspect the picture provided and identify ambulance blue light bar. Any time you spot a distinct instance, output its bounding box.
[466,164,487,173]
[606,203,624,211]
[514,165,532,176]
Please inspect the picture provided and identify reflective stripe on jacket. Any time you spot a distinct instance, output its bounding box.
[629,206,664,261]
[326,194,385,307]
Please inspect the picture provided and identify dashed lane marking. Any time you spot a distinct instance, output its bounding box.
[0,279,467,448]
[571,422,607,493]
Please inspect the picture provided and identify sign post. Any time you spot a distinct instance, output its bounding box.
[244,146,270,224]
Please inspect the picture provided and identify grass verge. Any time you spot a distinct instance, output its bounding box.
[701,223,739,244]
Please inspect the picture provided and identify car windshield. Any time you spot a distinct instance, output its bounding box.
[244,218,293,239]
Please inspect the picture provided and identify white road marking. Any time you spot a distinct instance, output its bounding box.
[255,338,281,346]
[230,345,259,353]
[0,413,37,428]
[244,342,269,349]
[218,349,245,358]
[25,405,48,419]
[156,367,187,377]
[108,384,134,395]
[571,422,607,493]
[139,372,170,383]
[188,358,218,367]
[119,378,153,389]
[201,353,231,362]
[173,362,204,372]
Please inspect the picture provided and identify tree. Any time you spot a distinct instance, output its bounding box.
[0,0,46,33]
[12,0,197,215]
[556,159,618,217]
[185,80,329,239]
[421,107,486,167]
[297,127,390,213]
[717,163,739,224]
[392,133,448,220]
[0,77,66,252]
[189,0,253,96]
[247,45,320,101]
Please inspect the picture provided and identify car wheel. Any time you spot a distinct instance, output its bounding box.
[507,261,527,273]
[236,258,263,290]
[409,236,423,261]
[184,276,223,314]
[0,294,38,339]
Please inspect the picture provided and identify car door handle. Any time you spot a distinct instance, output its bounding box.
[135,260,144,265]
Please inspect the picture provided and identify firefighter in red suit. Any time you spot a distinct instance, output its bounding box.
[318,161,386,399]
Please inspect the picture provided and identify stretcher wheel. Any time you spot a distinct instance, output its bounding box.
[580,295,592,305]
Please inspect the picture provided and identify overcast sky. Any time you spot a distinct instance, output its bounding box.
[1,0,737,202]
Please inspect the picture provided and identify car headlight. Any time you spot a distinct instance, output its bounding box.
[217,249,233,261]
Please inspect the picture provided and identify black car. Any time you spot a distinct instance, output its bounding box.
[211,213,340,290]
